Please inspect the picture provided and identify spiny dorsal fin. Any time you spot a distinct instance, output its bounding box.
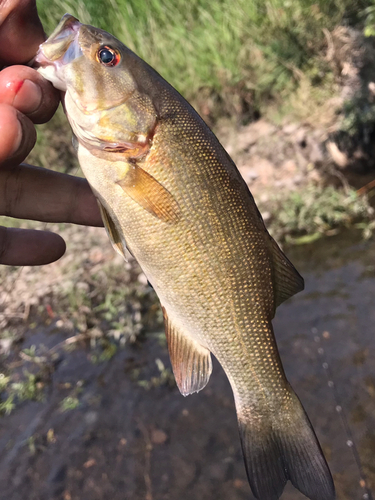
[269,236,304,310]
[162,307,212,396]
[97,200,128,259]
[116,164,181,223]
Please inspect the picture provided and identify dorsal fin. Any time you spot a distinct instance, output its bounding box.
[162,307,212,396]
[97,200,128,259]
[269,237,304,311]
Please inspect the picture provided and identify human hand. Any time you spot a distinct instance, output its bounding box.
[0,0,102,266]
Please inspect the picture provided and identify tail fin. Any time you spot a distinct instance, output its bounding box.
[237,391,335,500]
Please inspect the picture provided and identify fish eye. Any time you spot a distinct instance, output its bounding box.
[97,46,120,67]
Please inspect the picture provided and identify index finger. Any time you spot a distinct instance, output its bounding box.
[0,0,45,66]
[0,163,103,227]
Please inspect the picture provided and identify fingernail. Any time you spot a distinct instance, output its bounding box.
[7,114,36,161]
[9,118,23,157]
[13,79,42,115]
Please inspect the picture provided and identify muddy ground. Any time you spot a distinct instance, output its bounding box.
[0,231,374,500]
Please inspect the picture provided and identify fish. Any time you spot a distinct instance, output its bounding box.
[35,14,335,500]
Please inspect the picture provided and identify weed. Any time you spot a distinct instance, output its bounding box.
[60,396,80,412]
[0,369,46,416]
[90,338,118,364]
[0,373,10,392]
[137,358,175,390]
[10,371,45,403]
[22,345,37,359]
[27,435,37,455]
[362,4,375,37]
[0,396,15,416]
[266,184,375,244]
[59,380,84,412]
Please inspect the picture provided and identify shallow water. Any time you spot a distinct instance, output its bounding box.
[0,232,374,500]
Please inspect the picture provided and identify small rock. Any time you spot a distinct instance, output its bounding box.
[88,248,104,263]
[282,123,299,135]
[151,429,168,445]
[83,459,97,468]
[280,160,297,175]
[309,142,324,163]
[138,273,148,285]
[84,411,98,425]
[239,166,258,183]
[292,175,303,185]
[234,478,246,489]
[76,281,89,292]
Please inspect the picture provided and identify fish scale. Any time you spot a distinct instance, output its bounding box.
[36,14,335,500]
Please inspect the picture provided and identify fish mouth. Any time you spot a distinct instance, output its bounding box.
[34,14,83,90]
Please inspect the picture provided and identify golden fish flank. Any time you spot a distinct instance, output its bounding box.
[36,14,335,500]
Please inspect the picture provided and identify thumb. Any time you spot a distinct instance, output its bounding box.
[0,0,45,66]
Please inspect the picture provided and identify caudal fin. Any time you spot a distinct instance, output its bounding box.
[237,391,335,500]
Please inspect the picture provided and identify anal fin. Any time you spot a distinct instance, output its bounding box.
[162,307,212,396]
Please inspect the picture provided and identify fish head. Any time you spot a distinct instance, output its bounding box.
[35,14,157,157]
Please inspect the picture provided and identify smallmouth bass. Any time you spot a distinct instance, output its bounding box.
[35,15,335,500]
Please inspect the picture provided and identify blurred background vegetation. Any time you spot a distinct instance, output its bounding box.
[36,0,375,122]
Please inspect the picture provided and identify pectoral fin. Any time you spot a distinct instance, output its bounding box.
[162,307,212,396]
[116,165,181,223]
[97,200,128,259]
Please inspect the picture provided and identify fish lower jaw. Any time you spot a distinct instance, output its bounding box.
[36,65,67,92]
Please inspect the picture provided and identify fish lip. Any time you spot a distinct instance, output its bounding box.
[34,14,83,91]
[34,14,82,67]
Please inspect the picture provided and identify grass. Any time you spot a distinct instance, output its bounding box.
[36,0,375,121]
